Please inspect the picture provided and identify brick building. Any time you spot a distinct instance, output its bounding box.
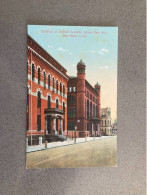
[101,107,112,135]
[67,60,101,138]
[27,35,68,145]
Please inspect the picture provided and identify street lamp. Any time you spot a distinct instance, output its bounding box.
[74,126,77,143]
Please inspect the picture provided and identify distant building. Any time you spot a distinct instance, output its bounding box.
[67,60,101,138]
[101,107,112,135]
[111,122,117,135]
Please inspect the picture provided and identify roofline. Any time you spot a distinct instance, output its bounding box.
[85,80,98,95]
[27,34,68,73]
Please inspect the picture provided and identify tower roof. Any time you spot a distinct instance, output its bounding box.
[77,59,85,66]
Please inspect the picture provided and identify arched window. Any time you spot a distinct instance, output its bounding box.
[52,77,55,91]
[48,96,50,108]
[56,80,58,93]
[37,91,41,108]
[32,64,35,81]
[87,100,89,119]
[56,99,58,108]
[48,75,50,89]
[60,83,62,94]
[43,72,46,88]
[38,68,40,84]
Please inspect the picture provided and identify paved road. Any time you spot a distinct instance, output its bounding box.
[27,136,117,168]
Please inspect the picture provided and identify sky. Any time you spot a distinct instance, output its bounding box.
[28,25,118,122]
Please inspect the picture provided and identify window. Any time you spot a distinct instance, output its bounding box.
[60,83,62,94]
[37,91,41,108]
[56,118,58,131]
[48,96,50,108]
[102,120,103,126]
[90,94,92,100]
[90,102,92,117]
[87,100,89,119]
[56,80,58,93]
[56,99,58,108]
[105,120,106,127]
[43,72,46,88]
[48,75,50,89]
[67,121,76,130]
[37,115,41,131]
[69,87,72,92]
[96,106,98,117]
[108,120,109,127]
[87,91,89,97]
[67,108,76,118]
[63,85,65,96]
[38,68,40,84]
[67,95,75,105]
[63,102,65,112]
[93,104,95,117]
[52,77,55,91]
[73,87,76,92]
[32,64,35,81]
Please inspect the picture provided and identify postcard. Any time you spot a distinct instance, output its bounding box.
[26,25,118,168]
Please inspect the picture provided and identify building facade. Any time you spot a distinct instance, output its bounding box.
[67,60,101,138]
[101,107,112,135]
[27,35,68,145]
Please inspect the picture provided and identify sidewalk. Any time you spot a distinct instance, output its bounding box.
[26,136,115,153]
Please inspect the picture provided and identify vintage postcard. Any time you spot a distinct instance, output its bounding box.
[26,25,118,168]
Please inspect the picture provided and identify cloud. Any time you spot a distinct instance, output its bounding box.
[69,52,72,55]
[99,66,109,69]
[72,64,76,67]
[101,48,109,53]
[98,51,104,55]
[90,50,97,53]
[56,47,69,52]
[47,45,53,48]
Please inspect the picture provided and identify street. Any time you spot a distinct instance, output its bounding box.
[27,136,117,168]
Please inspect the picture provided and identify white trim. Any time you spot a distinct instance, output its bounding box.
[28,46,69,80]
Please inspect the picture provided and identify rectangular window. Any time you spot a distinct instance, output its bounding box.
[56,118,58,131]
[48,75,50,89]
[56,99,58,108]
[38,68,40,84]
[44,72,46,88]
[32,64,35,81]
[37,115,41,131]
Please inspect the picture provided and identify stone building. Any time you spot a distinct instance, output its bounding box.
[27,35,68,145]
[101,107,112,135]
[67,60,101,138]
